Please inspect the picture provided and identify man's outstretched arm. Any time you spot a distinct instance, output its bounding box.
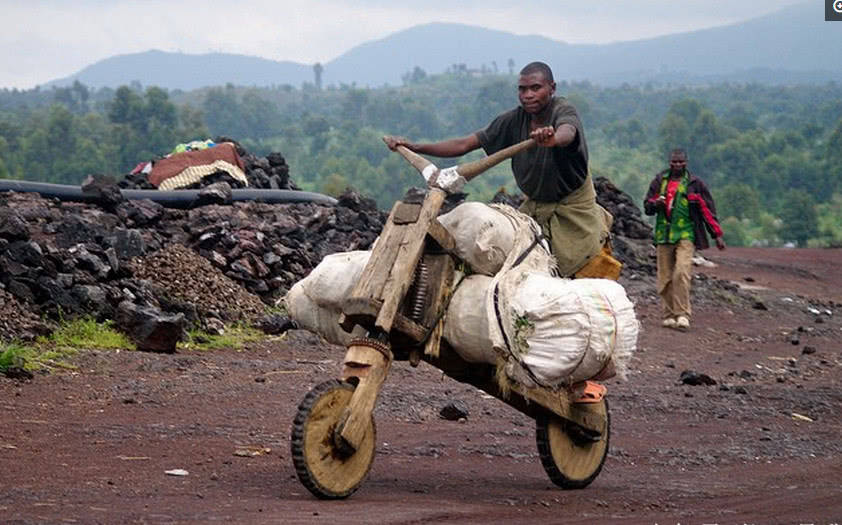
[383,134,481,158]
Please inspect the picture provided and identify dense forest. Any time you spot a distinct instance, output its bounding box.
[2,72,842,248]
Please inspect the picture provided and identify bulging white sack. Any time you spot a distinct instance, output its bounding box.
[443,270,637,388]
[486,271,638,387]
[441,274,497,364]
[282,250,370,346]
[437,202,517,276]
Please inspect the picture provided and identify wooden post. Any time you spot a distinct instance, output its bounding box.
[337,342,393,452]
[374,189,446,333]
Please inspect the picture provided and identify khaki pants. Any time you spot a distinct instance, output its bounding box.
[519,174,610,277]
[656,240,694,319]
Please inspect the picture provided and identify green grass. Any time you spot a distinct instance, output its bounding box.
[0,342,31,371]
[265,304,288,316]
[39,318,134,350]
[180,324,266,351]
[0,341,78,373]
[2,318,271,376]
[1,318,134,375]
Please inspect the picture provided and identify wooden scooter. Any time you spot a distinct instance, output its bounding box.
[290,139,609,499]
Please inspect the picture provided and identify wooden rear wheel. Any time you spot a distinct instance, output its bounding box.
[290,379,376,499]
[535,399,609,489]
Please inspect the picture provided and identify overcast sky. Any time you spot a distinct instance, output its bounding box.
[1,0,805,90]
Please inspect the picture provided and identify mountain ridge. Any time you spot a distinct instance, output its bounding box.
[45,1,837,90]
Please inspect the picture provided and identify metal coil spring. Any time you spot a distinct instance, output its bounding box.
[408,258,429,322]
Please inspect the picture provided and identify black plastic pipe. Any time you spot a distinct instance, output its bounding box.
[0,179,337,208]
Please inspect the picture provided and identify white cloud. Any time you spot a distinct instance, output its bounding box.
[0,0,805,89]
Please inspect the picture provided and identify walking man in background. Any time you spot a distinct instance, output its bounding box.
[384,61,617,279]
[643,149,726,331]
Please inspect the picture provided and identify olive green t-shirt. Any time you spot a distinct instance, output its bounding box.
[476,97,589,202]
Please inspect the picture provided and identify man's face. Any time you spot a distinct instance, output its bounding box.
[518,72,555,114]
[669,154,687,174]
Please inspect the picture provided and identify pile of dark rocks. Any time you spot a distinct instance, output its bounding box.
[127,243,268,324]
[0,157,652,346]
[593,176,654,274]
[593,177,652,241]
[0,187,385,344]
[0,289,50,342]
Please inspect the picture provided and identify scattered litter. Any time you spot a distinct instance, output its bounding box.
[791,413,813,422]
[692,255,716,268]
[234,446,272,457]
[117,455,150,461]
[165,469,189,476]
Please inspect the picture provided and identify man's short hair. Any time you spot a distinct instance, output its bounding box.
[520,62,554,83]
[669,148,688,159]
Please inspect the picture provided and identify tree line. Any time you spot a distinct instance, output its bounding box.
[1,74,841,247]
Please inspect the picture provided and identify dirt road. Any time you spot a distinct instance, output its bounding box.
[2,247,841,524]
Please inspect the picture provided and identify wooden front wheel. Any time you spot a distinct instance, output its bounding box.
[290,379,376,499]
[535,399,609,489]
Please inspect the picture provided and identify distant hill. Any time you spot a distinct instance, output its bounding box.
[320,23,564,87]
[47,1,839,90]
[46,50,312,91]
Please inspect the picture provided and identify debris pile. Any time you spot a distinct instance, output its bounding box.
[593,176,654,274]
[593,177,652,240]
[127,243,268,325]
[0,141,654,344]
[0,289,50,341]
[0,187,385,340]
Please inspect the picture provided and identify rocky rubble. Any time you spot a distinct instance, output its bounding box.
[0,157,654,346]
[0,289,50,341]
[593,176,655,274]
[0,188,385,342]
[127,243,268,324]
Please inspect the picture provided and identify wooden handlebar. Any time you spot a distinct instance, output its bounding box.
[455,138,536,180]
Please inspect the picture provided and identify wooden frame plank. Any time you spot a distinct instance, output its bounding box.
[374,189,446,332]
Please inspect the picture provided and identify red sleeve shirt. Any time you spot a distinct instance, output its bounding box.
[665,178,681,218]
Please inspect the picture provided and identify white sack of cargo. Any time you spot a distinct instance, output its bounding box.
[282,250,370,346]
[441,273,498,364]
[437,202,519,276]
[485,271,638,388]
